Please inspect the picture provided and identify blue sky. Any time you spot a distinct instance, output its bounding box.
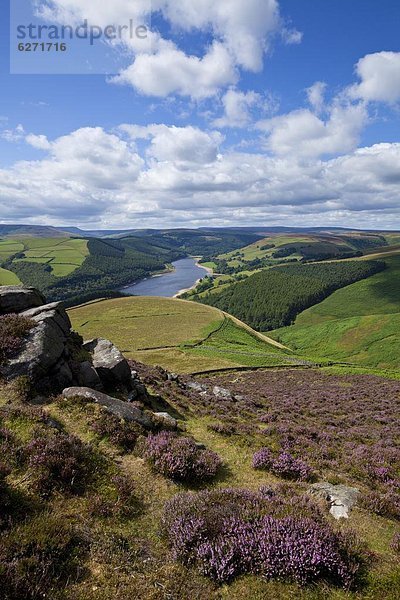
[0,0,399,229]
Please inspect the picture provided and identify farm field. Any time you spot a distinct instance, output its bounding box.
[14,237,89,277]
[270,255,400,369]
[69,296,295,373]
[0,267,21,285]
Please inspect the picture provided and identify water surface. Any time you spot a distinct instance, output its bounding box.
[120,258,210,298]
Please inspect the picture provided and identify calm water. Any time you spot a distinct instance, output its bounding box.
[120,258,210,298]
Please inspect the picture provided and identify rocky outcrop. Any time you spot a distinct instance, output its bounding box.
[0,286,45,315]
[0,287,148,397]
[83,338,132,390]
[3,301,73,388]
[62,387,153,428]
[310,483,360,519]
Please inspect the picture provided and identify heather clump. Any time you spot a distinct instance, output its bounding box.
[144,431,222,482]
[89,411,143,452]
[253,447,314,481]
[25,431,93,496]
[391,532,400,553]
[0,512,87,600]
[0,314,34,365]
[162,487,363,588]
[207,421,236,436]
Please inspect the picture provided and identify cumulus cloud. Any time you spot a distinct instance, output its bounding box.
[121,124,223,164]
[33,0,293,98]
[306,82,327,114]
[0,124,399,228]
[114,41,238,99]
[349,51,400,104]
[213,89,263,128]
[257,102,367,158]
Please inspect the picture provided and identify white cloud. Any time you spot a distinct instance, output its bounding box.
[281,27,303,45]
[0,124,399,228]
[349,51,400,104]
[0,124,25,143]
[114,41,238,99]
[306,82,327,114]
[25,134,51,150]
[121,124,223,164]
[258,102,367,158]
[34,0,292,98]
[213,89,262,128]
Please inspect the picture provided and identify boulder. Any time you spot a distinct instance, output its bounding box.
[83,338,132,389]
[62,387,153,428]
[0,286,45,315]
[3,302,72,383]
[78,361,103,390]
[310,483,359,520]
[213,386,232,400]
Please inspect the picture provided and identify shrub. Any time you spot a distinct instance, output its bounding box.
[391,533,400,553]
[252,448,314,481]
[361,490,400,520]
[90,412,143,452]
[162,487,362,588]
[252,447,274,470]
[25,431,92,496]
[207,422,236,436]
[0,513,87,600]
[144,431,222,482]
[271,451,314,482]
[0,314,34,365]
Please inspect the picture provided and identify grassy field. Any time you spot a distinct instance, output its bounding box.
[270,255,400,369]
[0,267,21,285]
[0,237,89,278]
[69,296,295,373]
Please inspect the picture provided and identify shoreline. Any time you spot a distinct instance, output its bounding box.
[173,258,211,298]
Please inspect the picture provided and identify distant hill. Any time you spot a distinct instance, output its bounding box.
[0,224,73,238]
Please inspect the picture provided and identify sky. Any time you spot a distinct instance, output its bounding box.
[0,0,399,230]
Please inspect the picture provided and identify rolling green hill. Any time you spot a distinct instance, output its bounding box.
[69,296,297,373]
[270,254,400,369]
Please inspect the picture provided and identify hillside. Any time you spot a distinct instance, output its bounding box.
[270,254,400,369]
[68,296,296,373]
[195,260,385,331]
[0,286,399,600]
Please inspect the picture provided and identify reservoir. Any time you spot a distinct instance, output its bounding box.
[120,257,210,298]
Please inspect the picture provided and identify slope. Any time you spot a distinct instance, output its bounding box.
[270,254,400,369]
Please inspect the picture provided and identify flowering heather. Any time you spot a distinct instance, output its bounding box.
[25,432,92,496]
[252,447,274,470]
[0,314,34,365]
[162,487,362,587]
[271,451,314,481]
[207,422,236,436]
[144,431,222,482]
[189,370,399,499]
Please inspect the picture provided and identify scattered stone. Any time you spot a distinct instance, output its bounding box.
[310,483,360,520]
[84,338,132,389]
[153,412,178,430]
[167,372,179,382]
[0,286,45,315]
[62,387,153,428]
[213,386,232,400]
[187,381,207,393]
